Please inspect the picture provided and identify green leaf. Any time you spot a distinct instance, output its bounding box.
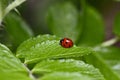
[0,73,31,80]
[16,35,92,64]
[78,6,105,46]
[16,34,60,57]
[113,12,120,37]
[0,43,27,73]
[40,72,93,80]
[4,13,33,48]
[0,0,26,23]
[46,2,81,42]
[32,59,105,80]
[85,46,120,80]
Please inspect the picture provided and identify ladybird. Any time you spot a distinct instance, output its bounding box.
[60,38,73,48]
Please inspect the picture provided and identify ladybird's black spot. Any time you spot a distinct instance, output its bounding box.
[65,42,68,44]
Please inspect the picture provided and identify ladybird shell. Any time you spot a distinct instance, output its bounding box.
[60,38,73,48]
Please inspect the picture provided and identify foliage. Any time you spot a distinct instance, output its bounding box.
[0,0,120,80]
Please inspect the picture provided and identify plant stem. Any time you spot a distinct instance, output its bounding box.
[0,0,26,25]
[101,37,119,47]
[24,64,36,80]
[4,0,26,16]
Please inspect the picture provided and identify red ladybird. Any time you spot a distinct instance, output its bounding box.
[60,38,73,48]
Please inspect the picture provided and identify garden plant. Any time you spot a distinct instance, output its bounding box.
[0,0,120,80]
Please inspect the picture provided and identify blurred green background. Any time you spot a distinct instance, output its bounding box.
[1,0,120,50]
[20,0,115,38]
